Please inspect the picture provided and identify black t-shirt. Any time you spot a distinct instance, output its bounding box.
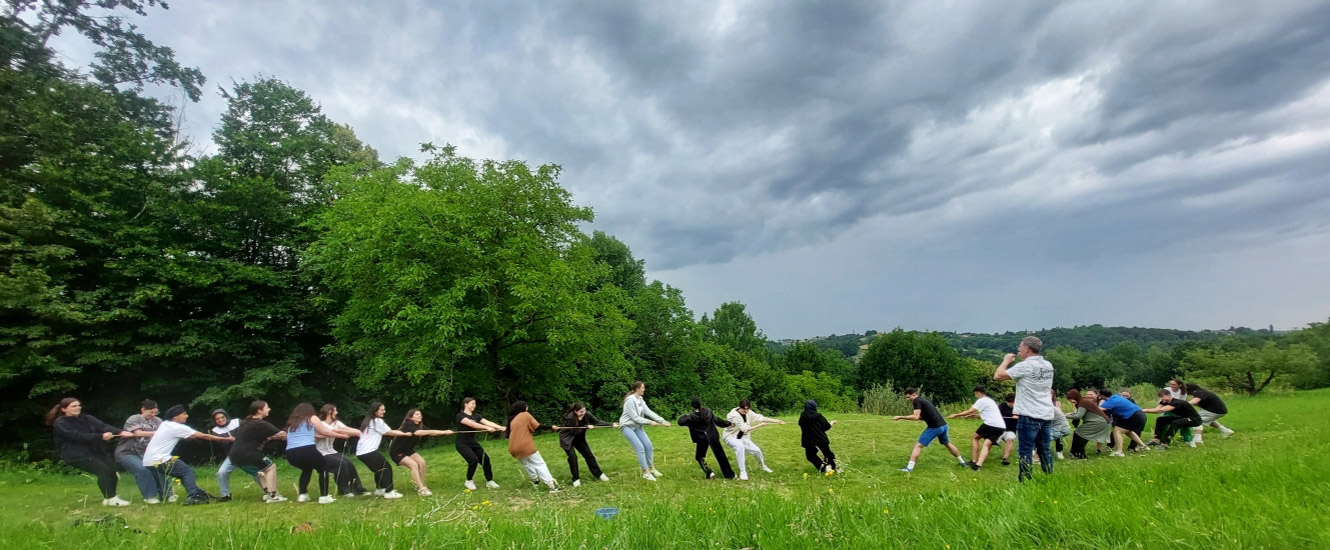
[228,418,279,467]
[999,403,1017,431]
[1191,388,1227,415]
[1165,398,1201,421]
[914,397,946,429]
[389,420,420,456]
[455,412,484,446]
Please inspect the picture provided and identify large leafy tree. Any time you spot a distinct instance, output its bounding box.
[308,145,629,412]
[1183,339,1317,396]
[0,9,190,432]
[700,302,767,357]
[859,329,969,403]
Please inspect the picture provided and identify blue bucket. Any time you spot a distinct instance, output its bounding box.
[594,507,619,520]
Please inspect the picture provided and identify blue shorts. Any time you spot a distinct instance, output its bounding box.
[918,424,950,446]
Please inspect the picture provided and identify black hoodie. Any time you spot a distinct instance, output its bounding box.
[678,408,730,444]
[52,414,119,462]
[798,400,832,448]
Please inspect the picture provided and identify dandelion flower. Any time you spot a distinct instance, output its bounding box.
[883,509,889,514]
[471,505,479,510]
[483,500,492,506]
[465,488,472,493]
[803,473,809,478]
[828,488,834,494]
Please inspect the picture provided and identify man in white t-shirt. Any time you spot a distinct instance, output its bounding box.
[948,386,1007,471]
[141,405,233,505]
[994,335,1057,483]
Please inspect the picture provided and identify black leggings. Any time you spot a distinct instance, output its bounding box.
[804,443,837,473]
[1070,433,1090,459]
[65,453,118,499]
[563,438,604,481]
[694,440,735,479]
[357,452,394,492]
[322,453,365,495]
[456,443,493,481]
[287,445,329,497]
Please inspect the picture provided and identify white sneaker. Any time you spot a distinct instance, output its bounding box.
[548,486,561,494]
[103,497,130,507]
[1109,451,1125,458]
[572,480,581,487]
[267,494,289,503]
[464,480,476,491]
[739,472,748,481]
[318,495,335,504]
[1189,441,1197,448]
[167,494,178,503]
[1056,452,1065,460]
[598,474,609,482]
[761,466,773,473]
[373,489,386,496]
[649,468,663,478]
[297,494,311,503]
[1221,431,1234,439]
[382,490,403,499]
[485,481,500,489]
[143,498,160,504]
[642,473,657,482]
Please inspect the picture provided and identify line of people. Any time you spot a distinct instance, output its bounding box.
[48,358,1235,505]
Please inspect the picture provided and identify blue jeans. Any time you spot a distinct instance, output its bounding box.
[621,425,654,470]
[215,457,259,497]
[115,453,160,499]
[1017,415,1054,482]
[153,460,207,499]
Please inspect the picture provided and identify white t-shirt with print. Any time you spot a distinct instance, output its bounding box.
[1007,355,1057,420]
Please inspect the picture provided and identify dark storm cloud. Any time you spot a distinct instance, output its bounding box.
[85,0,1330,334]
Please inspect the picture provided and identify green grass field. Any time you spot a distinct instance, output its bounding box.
[4,390,1329,549]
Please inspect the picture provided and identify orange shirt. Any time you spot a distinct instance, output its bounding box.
[507,412,539,459]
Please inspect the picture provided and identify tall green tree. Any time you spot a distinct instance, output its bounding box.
[308,145,629,411]
[700,302,767,356]
[858,329,969,403]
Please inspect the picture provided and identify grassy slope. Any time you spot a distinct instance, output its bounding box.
[3,390,1329,549]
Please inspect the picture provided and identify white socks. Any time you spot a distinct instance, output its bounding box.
[906,461,916,470]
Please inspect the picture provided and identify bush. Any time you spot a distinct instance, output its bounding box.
[860,383,913,416]
[786,371,857,413]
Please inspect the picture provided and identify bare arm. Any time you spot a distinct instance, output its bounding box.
[893,411,922,421]
[994,353,1016,381]
[948,407,979,419]
[311,417,348,439]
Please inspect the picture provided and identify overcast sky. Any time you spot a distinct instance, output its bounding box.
[62,1,1330,338]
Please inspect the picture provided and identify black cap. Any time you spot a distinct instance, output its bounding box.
[164,405,187,420]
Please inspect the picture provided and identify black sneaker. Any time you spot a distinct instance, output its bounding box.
[215,495,232,503]
[971,463,982,471]
[183,495,211,506]
[1001,459,1011,466]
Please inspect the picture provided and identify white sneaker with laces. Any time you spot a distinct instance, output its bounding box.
[103,497,130,507]
[598,474,609,482]
[373,489,386,496]
[739,472,748,481]
[143,498,160,504]
[642,473,657,481]
[464,480,477,491]
[297,494,311,503]
[761,466,774,473]
[382,490,403,499]
[485,481,500,489]
[267,494,289,503]
[1110,451,1126,457]
[1056,452,1065,460]
[1221,430,1234,439]
[572,480,581,487]
[650,468,663,477]
[318,495,336,504]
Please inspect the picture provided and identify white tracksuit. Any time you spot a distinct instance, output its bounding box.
[723,408,770,475]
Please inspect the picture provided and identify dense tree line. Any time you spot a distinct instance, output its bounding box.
[3,3,1329,456]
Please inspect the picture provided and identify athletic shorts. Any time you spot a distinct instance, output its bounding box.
[975,424,1005,445]
[391,452,409,466]
[918,424,950,446]
[999,431,1017,443]
[1116,411,1146,433]
[237,457,274,476]
[1198,409,1225,425]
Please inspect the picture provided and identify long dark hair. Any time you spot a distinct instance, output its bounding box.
[564,401,586,419]
[319,403,338,423]
[399,408,422,430]
[45,397,78,426]
[627,380,644,396]
[286,403,317,431]
[362,401,384,431]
